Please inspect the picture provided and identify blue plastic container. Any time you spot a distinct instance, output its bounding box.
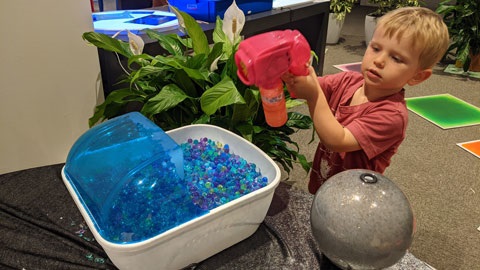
[63,112,207,243]
[168,0,273,22]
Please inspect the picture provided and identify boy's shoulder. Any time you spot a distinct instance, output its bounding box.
[320,71,364,90]
[338,71,363,80]
[322,71,363,82]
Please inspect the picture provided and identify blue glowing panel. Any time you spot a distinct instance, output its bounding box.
[92,10,178,35]
[126,14,177,26]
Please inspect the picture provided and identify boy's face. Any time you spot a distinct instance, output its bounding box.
[361,26,429,95]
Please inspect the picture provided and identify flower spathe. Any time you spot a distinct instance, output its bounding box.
[222,0,245,43]
[110,30,145,56]
[127,30,144,55]
[169,4,186,33]
[210,55,222,72]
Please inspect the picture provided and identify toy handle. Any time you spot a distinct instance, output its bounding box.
[288,31,311,76]
[287,30,311,98]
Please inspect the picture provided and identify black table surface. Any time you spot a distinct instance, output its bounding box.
[0,164,432,269]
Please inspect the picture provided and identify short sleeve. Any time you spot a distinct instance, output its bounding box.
[346,101,407,160]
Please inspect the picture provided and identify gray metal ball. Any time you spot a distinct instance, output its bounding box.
[310,169,415,270]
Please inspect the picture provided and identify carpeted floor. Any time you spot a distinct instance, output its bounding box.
[286,5,480,270]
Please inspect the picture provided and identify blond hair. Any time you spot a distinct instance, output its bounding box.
[376,7,450,69]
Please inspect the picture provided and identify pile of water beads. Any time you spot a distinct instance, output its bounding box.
[182,137,269,210]
[105,136,268,243]
[106,153,205,243]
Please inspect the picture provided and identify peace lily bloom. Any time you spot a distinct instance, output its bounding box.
[111,30,145,55]
[127,31,145,55]
[222,0,245,43]
[169,5,186,33]
[209,55,222,72]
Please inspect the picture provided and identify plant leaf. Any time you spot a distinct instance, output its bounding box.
[286,112,313,129]
[88,88,142,126]
[130,65,165,83]
[182,66,210,81]
[231,88,260,124]
[170,6,210,55]
[82,32,132,58]
[213,17,235,60]
[173,69,198,97]
[192,114,210,124]
[141,84,189,117]
[213,17,228,44]
[145,29,184,56]
[286,98,306,109]
[200,77,245,115]
[235,123,254,141]
[295,153,312,173]
[207,42,225,71]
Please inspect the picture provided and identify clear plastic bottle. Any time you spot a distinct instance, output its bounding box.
[259,81,287,127]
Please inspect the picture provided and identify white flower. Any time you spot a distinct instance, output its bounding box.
[222,0,245,43]
[209,55,222,72]
[169,5,186,33]
[110,30,145,55]
[127,30,144,55]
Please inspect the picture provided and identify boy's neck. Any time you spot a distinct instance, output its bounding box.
[350,85,403,105]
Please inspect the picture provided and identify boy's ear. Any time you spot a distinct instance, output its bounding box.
[407,69,432,86]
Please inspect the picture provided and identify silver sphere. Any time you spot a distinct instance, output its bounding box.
[310,169,415,270]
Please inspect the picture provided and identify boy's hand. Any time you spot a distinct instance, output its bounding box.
[281,66,321,101]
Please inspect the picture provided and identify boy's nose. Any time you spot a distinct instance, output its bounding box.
[373,54,385,68]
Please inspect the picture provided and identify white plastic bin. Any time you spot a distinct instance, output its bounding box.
[62,123,281,269]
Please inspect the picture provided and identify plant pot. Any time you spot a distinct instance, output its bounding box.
[454,53,480,72]
[364,14,378,46]
[326,13,345,44]
[469,53,480,72]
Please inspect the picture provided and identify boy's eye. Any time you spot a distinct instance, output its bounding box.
[392,56,402,63]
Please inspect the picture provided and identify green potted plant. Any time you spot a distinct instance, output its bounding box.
[327,0,357,44]
[82,3,313,174]
[436,0,480,72]
[364,0,420,44]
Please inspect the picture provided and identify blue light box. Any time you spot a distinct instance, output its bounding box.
[92,10,178,35]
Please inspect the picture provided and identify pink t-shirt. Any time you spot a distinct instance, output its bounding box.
[308,71,408,194]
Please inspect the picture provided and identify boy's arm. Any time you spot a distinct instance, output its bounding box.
[282,67,361,153]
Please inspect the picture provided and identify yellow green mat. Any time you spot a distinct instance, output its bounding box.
[406,94,480,129]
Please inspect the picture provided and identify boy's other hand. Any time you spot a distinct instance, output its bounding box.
[281,66,320,101]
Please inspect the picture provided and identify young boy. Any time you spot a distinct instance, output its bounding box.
[282,7,450,194]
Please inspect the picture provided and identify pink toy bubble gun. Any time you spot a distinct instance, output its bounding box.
[234,29,311,127]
